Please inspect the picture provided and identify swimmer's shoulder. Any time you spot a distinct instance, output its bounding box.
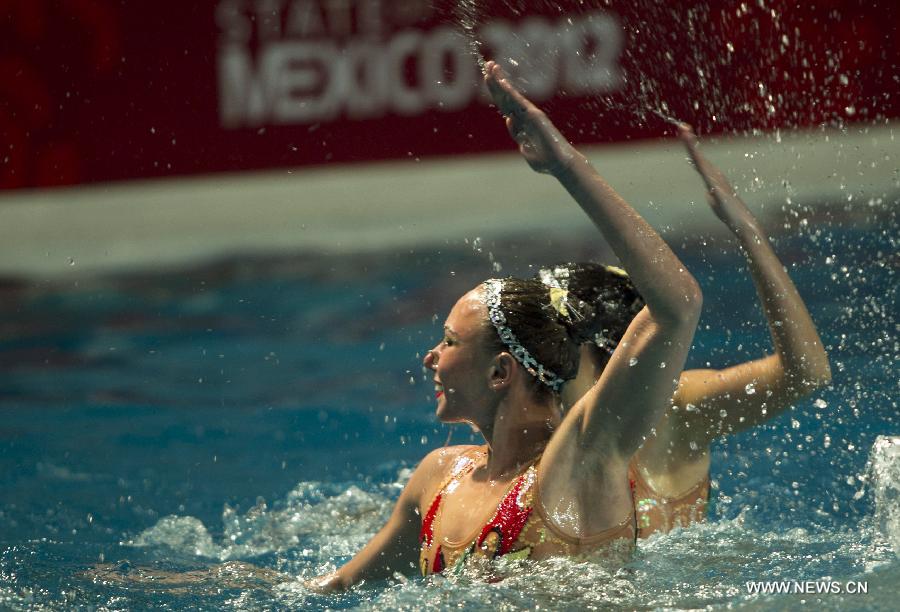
[406,445,484,501]
[418,444,482,477]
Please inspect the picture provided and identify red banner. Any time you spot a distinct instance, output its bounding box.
[1,0,897,189]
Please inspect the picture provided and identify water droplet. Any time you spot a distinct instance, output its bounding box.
[791,418,800,429]
[67,257,76,266]
[745,383,757,395]
[685,403,698,413]
[719,409,728,418]
[408,376,415,385]
[659,362,667,368]
[814,398,828,409]
[629,357,638,366]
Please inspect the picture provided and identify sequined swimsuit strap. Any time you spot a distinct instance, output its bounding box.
[418,447,483,575]
[421,447,482,537]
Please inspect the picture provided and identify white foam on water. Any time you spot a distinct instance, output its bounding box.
[130,516,219,558]
[871,436,900,556]
[118,453,900,609]
[128,480,397,562]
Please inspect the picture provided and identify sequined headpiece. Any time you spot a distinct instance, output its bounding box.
[481,279,565,392]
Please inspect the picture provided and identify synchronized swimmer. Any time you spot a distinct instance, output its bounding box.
[312,62,830,590]
[313,61,702,589]
[546,126,830,537]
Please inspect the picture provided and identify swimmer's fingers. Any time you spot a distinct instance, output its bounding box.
[306,573,345,593]
[679,124,755,228]
[677,124,736,202]
[485,61,578,174]
[504,115,521,141]
[678,123,717,187]
[503,109,533,146]
[484,61,531,118]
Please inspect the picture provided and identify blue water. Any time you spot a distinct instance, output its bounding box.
[0,211,897,610]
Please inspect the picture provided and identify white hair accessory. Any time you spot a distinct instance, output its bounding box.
[481,279,565,392]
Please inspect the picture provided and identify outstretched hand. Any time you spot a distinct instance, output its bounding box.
[306,573,344,593]
[484,61,582,175]
[678,124,754,230]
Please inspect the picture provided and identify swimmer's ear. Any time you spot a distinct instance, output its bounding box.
[489,352,516,391]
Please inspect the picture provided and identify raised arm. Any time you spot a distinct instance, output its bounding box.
[673,125,831,446]
[483,62,701,464]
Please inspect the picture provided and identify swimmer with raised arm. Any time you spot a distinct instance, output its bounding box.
[311,63,702,590]
[549,125,831,537]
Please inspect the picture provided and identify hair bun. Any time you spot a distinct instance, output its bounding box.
[536,262,646,350]
[543,287,598,344]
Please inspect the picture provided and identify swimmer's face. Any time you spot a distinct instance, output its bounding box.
[423,288,496,425]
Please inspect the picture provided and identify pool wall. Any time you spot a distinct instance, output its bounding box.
[0,125,895,279]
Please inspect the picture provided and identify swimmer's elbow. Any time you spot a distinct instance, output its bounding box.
[683,279,703,318]
[779,351,833,399]
[659,278,703,327]
[801,356,832,389]
[820,360,833,386]
[809,349,832,386]
[790,340,833,388]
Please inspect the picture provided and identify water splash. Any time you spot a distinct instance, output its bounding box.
[129,481,398,562]
[454,0,485,70]
[871,436,900,556]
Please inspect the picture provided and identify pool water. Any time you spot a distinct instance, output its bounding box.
[0,211,897,610]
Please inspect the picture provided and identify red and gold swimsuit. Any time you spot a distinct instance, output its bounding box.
[419,448,635,576]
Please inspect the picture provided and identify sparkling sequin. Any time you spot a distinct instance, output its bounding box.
[475,470,535,557]
[628,462,709,538]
